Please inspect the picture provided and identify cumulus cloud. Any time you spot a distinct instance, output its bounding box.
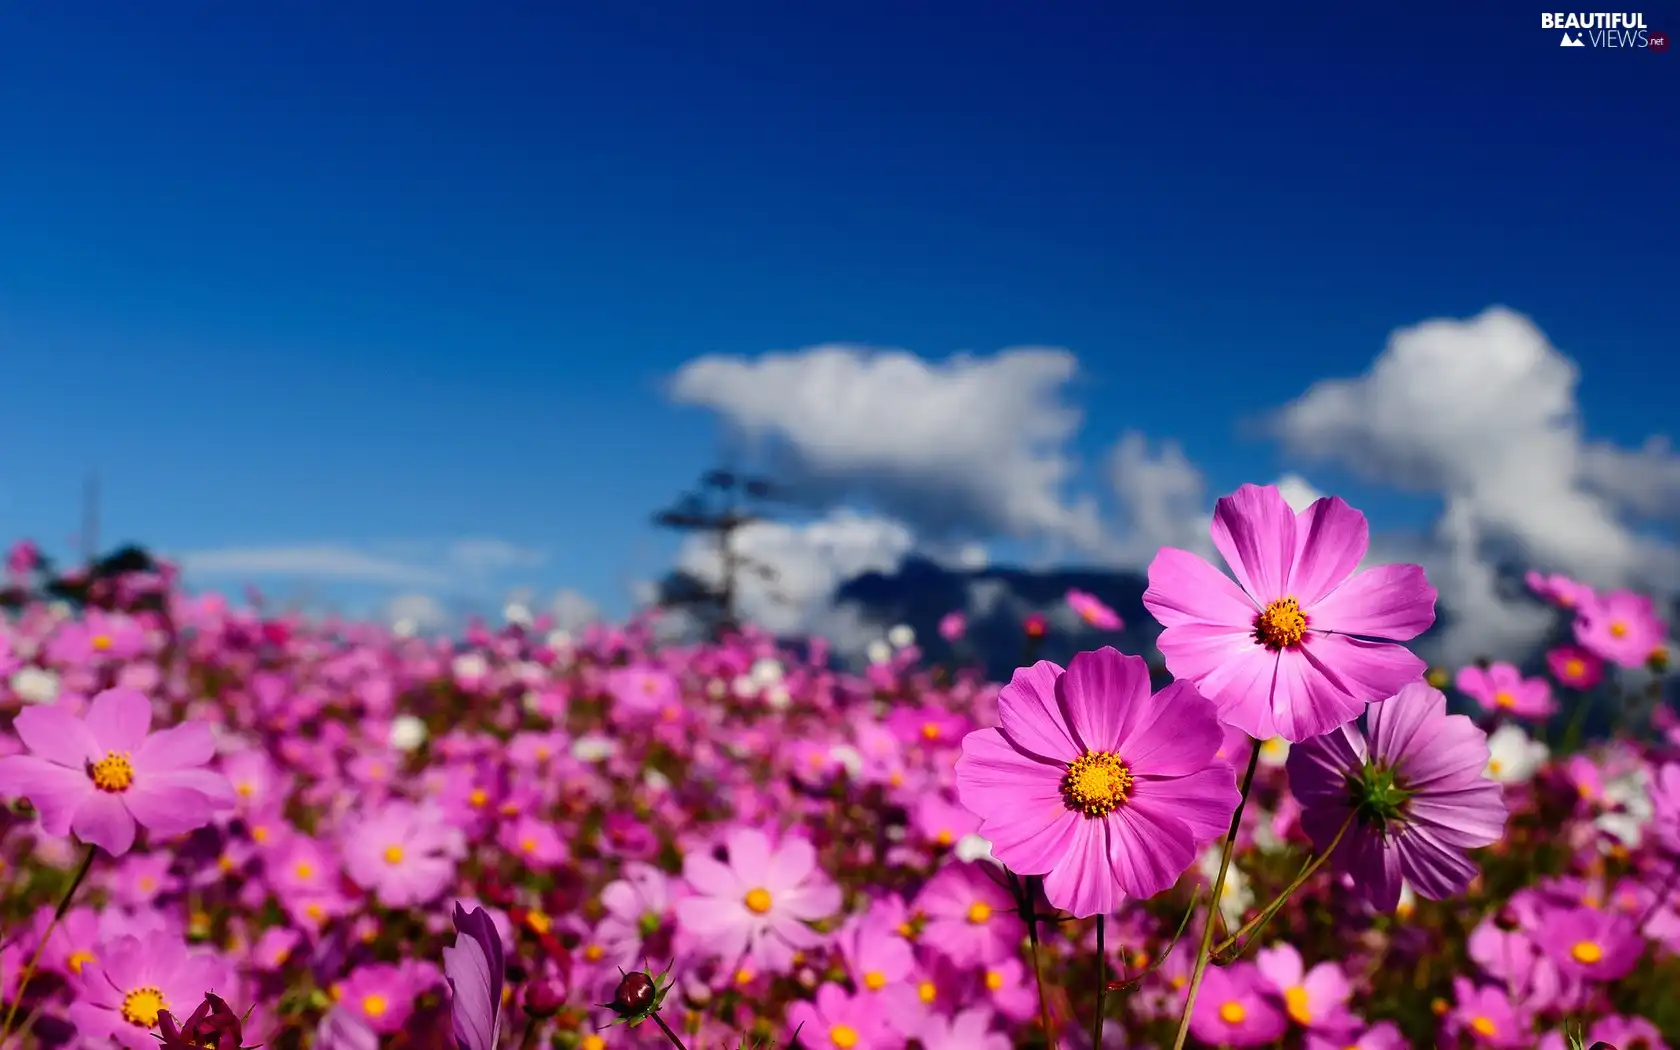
[670,345,1104,551]
[1273,474,1326,513]
[549,588,601,630]
[673,509,915,647]
[1104,431,1212,565]
[383,592,447,632]
[1272,306,1679,662]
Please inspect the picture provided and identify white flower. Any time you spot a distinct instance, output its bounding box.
[392,618,419,639]
[451,652,489,681]
[750,658,785,686]
[763,685,792,711]
[643,769,672,792]
[1484,724,1548,784]
[47,602,72,620]
[571,734,617,762]
[9,666,59,705]
[731,674,759,699]
[1257,736,1290,768]
[1197,847,1254,931]
[706,678,728,700]
[1396,881,1418,920]
[828,744,864,777]
[866,640,893,665]
[955,833,1001,866]
[887,624,916,649]
[503,602,533,627]
[545,629,573,650]
[1597,766,1654,849]
[388,715,428,752]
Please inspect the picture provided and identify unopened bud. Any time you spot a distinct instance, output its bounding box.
[522,977,566,1019]
[610,971,656,1015]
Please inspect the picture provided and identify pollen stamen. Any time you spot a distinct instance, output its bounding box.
[88,752,135,793]
[1254,596,1308,650]
[1061,750,1133,818]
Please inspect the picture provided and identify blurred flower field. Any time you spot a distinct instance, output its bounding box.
[0,484,1676,1050]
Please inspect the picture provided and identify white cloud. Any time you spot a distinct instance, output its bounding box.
[670,345,1104,551]
[383,592,447,632]
[548,588,601,630]
[1272,474,1326,513]
[178,545,446,587]
[446,539,548,575]
[1271,306,1679,661]
[1104,431,1212,565]
[674,510,914,645]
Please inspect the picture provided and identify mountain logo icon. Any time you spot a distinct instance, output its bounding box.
[1560,32,1587,46]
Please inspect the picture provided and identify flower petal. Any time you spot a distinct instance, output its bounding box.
[1057,647,1150,754]
[1152,623,1280,740]
[85,688,153,753]
[1107,801,1196,900]
[1272,646,1369,743]
[1143,547,1259,629]
[1040,818,1122,918]
[12,706,101,770]
[1301,634,1428,717]
[1289,497,1370,606]
[1114,680,1224,777]
[0,757,91,836]
[995,661,1078,763]
[71,791,137,856]
[1309,564,1437,642]
[1130,765,1239,846]
[131,722,216,775]
[1209,484,1298,603]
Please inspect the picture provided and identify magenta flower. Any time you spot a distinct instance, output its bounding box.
[1065,588,1122,630]
[1445,978,1533,1048]
[787,982,892,1049]
[1652,762,1680,855]
[1574,589,1667,668]
[1287,683,1506,912]
[835,906,914,994]
[1143,484,1437,741]
[340,800,465,907]
[918,1007,1011,1050]
[1546,644,1605,690]
[1254,942,1353,1031]
[1535,904,1642,982]
[0,688,236,856]
[67,931,233,1050]
[1189,961,1289,1048]
[674,827,841,974]
[954,647,1240,917]
[938,610,967,641]
[443,904,504,1050]
[913,863,1023,968]
[1455,662,1557,720]
[1524,571,1595,610]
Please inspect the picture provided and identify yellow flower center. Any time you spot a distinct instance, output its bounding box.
[733,967,754,985]
[1493,691,1515,708]
[1284,985,1312,1025]
[966,902,992,924]
[91,634,113,652]
[983,970,1004,991]
[120,986,168,1027]
[525,910,552,934]
[1254,596,1308,649]
[1564,658,1586,678]
[584,944,604,962]
[917,980,936,1004]
[88,752,135,793]
[743,887,773,914]
[361,994,388,1018]
[1570,939,1603,965]
[520,837,537,853]
[829,1025,859,1049]
[580,1038,605,1050]
[67,950,95,975]
[1487,759,1504,776]
[295,862,315,880]
[252,825,271,844]
[1218,1000,1246,1025]
[863,970,886,991]
[1609,621,1628,639]
[468,788,488,807]
[383,845,405,865]
[305,903,324,920]
[236,782,254,798]
[921,722,940,740]
[1061,750,1133,817]
[1470,1015,1497,1037]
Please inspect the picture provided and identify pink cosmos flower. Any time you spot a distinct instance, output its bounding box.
[1651,762,1680,855]
[674,827,841,974]
[340,800,466,907]
[1573,589,1667,668]
[1455,662,1558,720]
[1524,571,1595,610]
[1254,942,1353,1032]
[1287,683,1506,912]
[938,611,967,642]
[913,863,1023,968]
[1307,1022,1407,1050]
[1143,484,1437,741]
[46,609,148,668]
[1534,904,1643,982]
[1189,961,1289,1048]
[834,905,914,995]
[786,982,892,1050]
[67,931,233,1050]
[0,688,236,856]
[1445,978,1532,1049]
[917,1007,1011,1050]
[1065,589,1122,631]
[954,647,1240,917]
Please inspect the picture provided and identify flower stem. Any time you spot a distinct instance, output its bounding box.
[650,1010,691,1050]
[1169,739,1261,1050]
[1090,914,1106,1048]
[1022,875,1058,1049]
[1561,689,1593,753]
[0,844,97,1046]
[1212,809,1356,961]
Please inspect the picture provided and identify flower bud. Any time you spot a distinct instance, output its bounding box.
[522,977,566,1019]
[610,971,657,1015]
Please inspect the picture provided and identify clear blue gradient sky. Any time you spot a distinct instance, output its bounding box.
[0,2,1674,619]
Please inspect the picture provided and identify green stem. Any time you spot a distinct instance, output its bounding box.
[1212,809,1356,961]
[0,845,97,1045]
[1022,875,1057,1049]
[1091,914,1106,1049]
[1560,689,1593,753]
[650,1010,691,1050]
[1169,739,1262,1050]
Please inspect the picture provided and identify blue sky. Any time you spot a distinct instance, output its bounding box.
[0,2,1674,628]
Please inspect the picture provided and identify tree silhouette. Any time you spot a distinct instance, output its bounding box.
[650,469,788,638]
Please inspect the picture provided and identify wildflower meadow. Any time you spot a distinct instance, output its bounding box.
[0,482,1676,1050]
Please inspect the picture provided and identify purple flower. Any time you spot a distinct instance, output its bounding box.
[67,932,232,1050]
[1143,484,1437,741]
[443,904,504,1050]
[1189,961,1289,1048]
[340,800,465,907]
[0,688,236,856]
[1534,904,1643,982]
[953,647,1240,917]
[1287,683,1507,912]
